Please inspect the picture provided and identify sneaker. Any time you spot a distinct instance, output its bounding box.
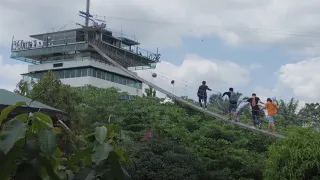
[251,126,256,129]
[258,123,262,129]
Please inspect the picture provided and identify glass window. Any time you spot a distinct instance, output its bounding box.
[81,68,88,77]
[70,69,76,78]
[64,70,71,78]
[106,72,111,81]
[75,69,81,77]
[101,71,105,80]
[92,69,97,78]
[88,68,92,76]
[97,70,101,79]
[114,75,119,83]
[59,70,64,78]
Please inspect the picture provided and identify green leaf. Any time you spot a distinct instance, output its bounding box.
[0,101,26,124]
[95,126,107,144]
[39,129,57,155]
[66,170,74,180]
[105,151,131,180]
[53,147,62,158]
[33,112,53,127]
[38,156,62,180]
[68,146,93,170]
[0,147,23,180]
[0,119,27,154]
[92,142,113,165]
[14,113,29,122]
[73,167,95,180]
[114,148,132,165]
[107,130,115,139]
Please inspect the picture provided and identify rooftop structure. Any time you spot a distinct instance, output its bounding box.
[10,0,160,96]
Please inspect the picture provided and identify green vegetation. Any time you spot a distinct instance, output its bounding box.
[1,71,320,179]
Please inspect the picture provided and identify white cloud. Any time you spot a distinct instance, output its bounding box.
[278,57,320,100]
[252,56,320,109]
[138,54,250,99]
[1,0,320,54]
[0,55,28,91]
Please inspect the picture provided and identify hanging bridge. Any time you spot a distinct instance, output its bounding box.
[89,39,285,139]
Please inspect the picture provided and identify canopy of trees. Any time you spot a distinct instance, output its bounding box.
[1,71,320,180]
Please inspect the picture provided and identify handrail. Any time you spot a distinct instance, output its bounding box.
[89,39,285,139]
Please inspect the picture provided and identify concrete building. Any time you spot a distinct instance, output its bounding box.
[11,26,160,96]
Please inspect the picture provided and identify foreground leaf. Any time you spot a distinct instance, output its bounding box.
[0,101,26,124]
[95,126,107,144]
[74,167,96,180]
[92,142,113,164]
[14,113,29,123]
[0,119,27,154]
[39,129,57,154]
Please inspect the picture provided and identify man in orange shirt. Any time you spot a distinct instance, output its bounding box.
[265,98,278,133]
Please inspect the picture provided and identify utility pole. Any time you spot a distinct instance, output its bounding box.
[85,0,90,27]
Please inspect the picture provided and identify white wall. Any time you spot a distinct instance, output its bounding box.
[61,76,143,96]
[28,58,138,79]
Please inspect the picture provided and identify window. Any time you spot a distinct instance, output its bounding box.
[81,68,87,76]
[88,68,93,76]
[59,70,64,78]
[101,71,105,80]
[97,70,101,79]
[92,69,97,78]
[113,75,119,83]
[53,63,63,67]
[64,70,71,78]
[70,69,76,78]
[75,69,81,77]
[106,72,111,81]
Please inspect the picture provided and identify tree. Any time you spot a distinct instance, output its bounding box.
[29,71,81,115]
[209,92,242,115]
[264,127,320,180]
[298,103,320,129]
[277,98,299,127]
[13,79,34,97]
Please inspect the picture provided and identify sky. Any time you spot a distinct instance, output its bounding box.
[1,0,320,108]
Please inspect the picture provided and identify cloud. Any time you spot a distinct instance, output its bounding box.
[0,55,28,91]
[138,54,251,99]
[278,57,320,100]
[2,0,320,54]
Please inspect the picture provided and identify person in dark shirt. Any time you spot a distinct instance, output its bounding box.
[197,81,212,108]
[240,93,265,129]
[222,87,238,121]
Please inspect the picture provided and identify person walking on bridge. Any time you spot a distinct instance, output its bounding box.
[197,81,212,109]
[222,88,238,121]
[265,98,278,133]
[240,93,265,129]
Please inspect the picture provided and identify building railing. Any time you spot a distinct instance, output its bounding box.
[11,31,160,63]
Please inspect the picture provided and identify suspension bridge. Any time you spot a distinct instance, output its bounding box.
[89,39,286,139]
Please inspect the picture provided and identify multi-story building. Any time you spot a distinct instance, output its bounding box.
[10,3,160,96]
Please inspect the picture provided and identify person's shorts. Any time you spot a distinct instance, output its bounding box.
[229,103,237,113]
[267,115,274,123]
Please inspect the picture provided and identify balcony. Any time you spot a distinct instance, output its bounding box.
[11,27,160,68]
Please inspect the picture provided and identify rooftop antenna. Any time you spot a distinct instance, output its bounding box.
[85,0,90,27]
[77,0,93,27]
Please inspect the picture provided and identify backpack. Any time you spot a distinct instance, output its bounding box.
[229,91,237,104]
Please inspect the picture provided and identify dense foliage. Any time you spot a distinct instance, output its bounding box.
[3,71,320,180]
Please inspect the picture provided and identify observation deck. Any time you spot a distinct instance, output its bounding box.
[11,27,160,70]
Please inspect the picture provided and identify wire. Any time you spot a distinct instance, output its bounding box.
[103,16,320,38]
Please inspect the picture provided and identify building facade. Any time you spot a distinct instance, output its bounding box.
[12,27,160,96]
